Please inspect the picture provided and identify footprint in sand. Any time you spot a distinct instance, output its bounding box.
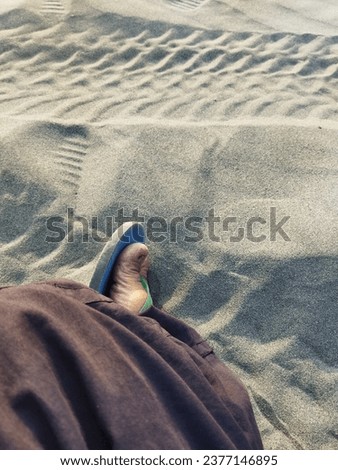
[53,134,89,196]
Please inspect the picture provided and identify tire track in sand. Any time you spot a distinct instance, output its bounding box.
[40,0,66,15]
[166,0,209,11]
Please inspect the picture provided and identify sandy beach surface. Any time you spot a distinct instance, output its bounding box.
[0,0,337,449]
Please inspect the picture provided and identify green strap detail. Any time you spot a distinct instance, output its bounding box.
[139,275,153,313]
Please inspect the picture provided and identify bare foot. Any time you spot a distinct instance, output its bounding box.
[109,243,150,314]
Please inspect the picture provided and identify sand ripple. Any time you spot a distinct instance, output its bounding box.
[0,10,337,122]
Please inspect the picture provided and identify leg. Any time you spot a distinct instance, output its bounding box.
[0,244,262,449]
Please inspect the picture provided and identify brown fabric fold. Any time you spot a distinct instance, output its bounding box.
[0,280,263,450]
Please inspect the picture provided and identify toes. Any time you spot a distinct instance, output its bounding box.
[114,243,149,277]
[120,243,148,262]
[133,243,149,259]
[126,244,149,268]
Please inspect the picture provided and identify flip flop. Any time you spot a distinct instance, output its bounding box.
[89,222,153,313]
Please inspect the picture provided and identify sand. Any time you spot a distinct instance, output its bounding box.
[0,0,337,450]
